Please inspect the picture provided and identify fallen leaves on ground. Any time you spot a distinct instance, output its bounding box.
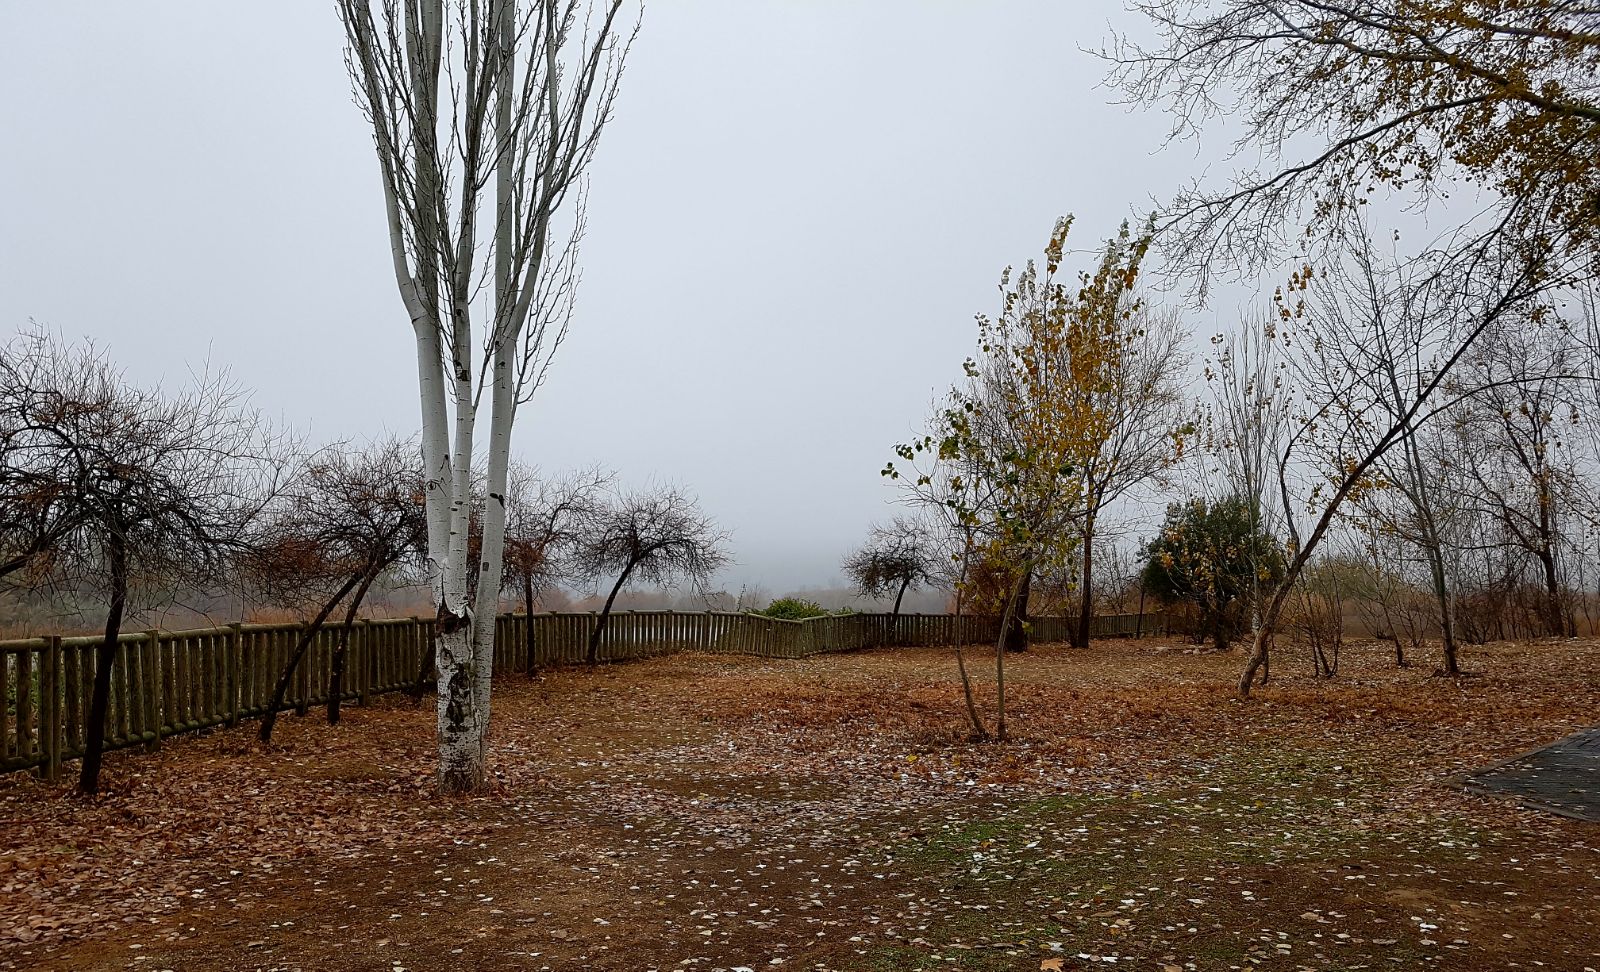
[2,637,1597,971]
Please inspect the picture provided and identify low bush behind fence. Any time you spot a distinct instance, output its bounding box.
[2,608,1167,779]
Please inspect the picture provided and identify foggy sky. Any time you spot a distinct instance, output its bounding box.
[0,2,1220,594]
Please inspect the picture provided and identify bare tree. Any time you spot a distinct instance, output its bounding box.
[576,485,729,666]
[0,329,103,582]
[1202,314,1294,639]
[1337,420,1468,666]
[1342,525,1420,667]
[0,329,275,793]
[1234,220,1562,696]
[501,462,611,672]
[841,517,939,639]
[337,0,636,792]
[1455,320,1587,637]
[1069,303,1189,649]
[247,438,428,741]
[1289,230,1483,674]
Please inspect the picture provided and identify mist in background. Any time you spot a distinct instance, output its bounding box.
[0,2,1221,599]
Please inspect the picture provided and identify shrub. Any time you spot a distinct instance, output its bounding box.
[753,597,829,620]
[1141,496,1283,652]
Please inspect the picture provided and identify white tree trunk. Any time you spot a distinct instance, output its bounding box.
[435,339,482,791]
[472,350,516,758]
[465,0,519,762]
[339,0,630,793]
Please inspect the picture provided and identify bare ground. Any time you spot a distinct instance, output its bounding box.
[2,636,1598,971]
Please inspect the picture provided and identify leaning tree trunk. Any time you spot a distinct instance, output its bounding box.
[327,567,380,725]
[952,586,988,740]
[889,577,910,645]
[79,530,128,795]
[1238,579,1296,698]
[588,562,639,665]
[1002,570,1031,653]
[261,572,363,743]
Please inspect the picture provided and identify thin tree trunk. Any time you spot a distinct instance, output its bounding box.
[950,556,989,739]
[1538,544,1563,638]
[79,529,128,795]
[951,540,988,740]
[588,562,638,665]
[1075,515,1094,649]
[1428,547,1461,676]
[523,575,538,675]
[1402,431,1460,675]
[328,568,380,725]
[955,647,987,741]
[890,577,910,645]
[993,567,1031,742]
[1237,583,1291,697]
[261,572,363,743]
[469,348,514,757]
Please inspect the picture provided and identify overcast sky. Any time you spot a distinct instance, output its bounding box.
[0,2,1231,593]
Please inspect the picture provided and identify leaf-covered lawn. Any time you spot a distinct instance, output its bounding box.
[3,637,1597,971]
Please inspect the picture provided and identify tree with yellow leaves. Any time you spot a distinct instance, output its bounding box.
[888,216,1149,739]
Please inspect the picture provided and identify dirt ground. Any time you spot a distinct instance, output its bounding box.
[2,636,1598,972]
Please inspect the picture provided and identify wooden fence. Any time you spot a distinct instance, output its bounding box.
[1,609,1167,779]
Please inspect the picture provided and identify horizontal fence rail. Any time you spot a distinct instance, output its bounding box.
[2,609,1166,779]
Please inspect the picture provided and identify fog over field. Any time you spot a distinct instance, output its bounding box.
[0,1,1218,594]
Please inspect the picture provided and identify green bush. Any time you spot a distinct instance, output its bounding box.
[753,597,829,620]
[1142,495,1284,652]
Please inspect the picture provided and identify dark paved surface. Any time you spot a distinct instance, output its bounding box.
[1462,726,1600,822]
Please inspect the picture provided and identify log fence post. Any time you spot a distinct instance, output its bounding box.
[358,619,372,706]
[226,623,242,728]
[40,636,62,781]
[144,630,163,751]
[356,618,372,697]
[296,622,312,715]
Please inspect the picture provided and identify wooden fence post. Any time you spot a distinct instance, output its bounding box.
[355,619,371,699]
[409,616,425,694]
[296,622,312,715]
[40,636,62,781]
[224,623,241,728]
[144,630,162,752]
